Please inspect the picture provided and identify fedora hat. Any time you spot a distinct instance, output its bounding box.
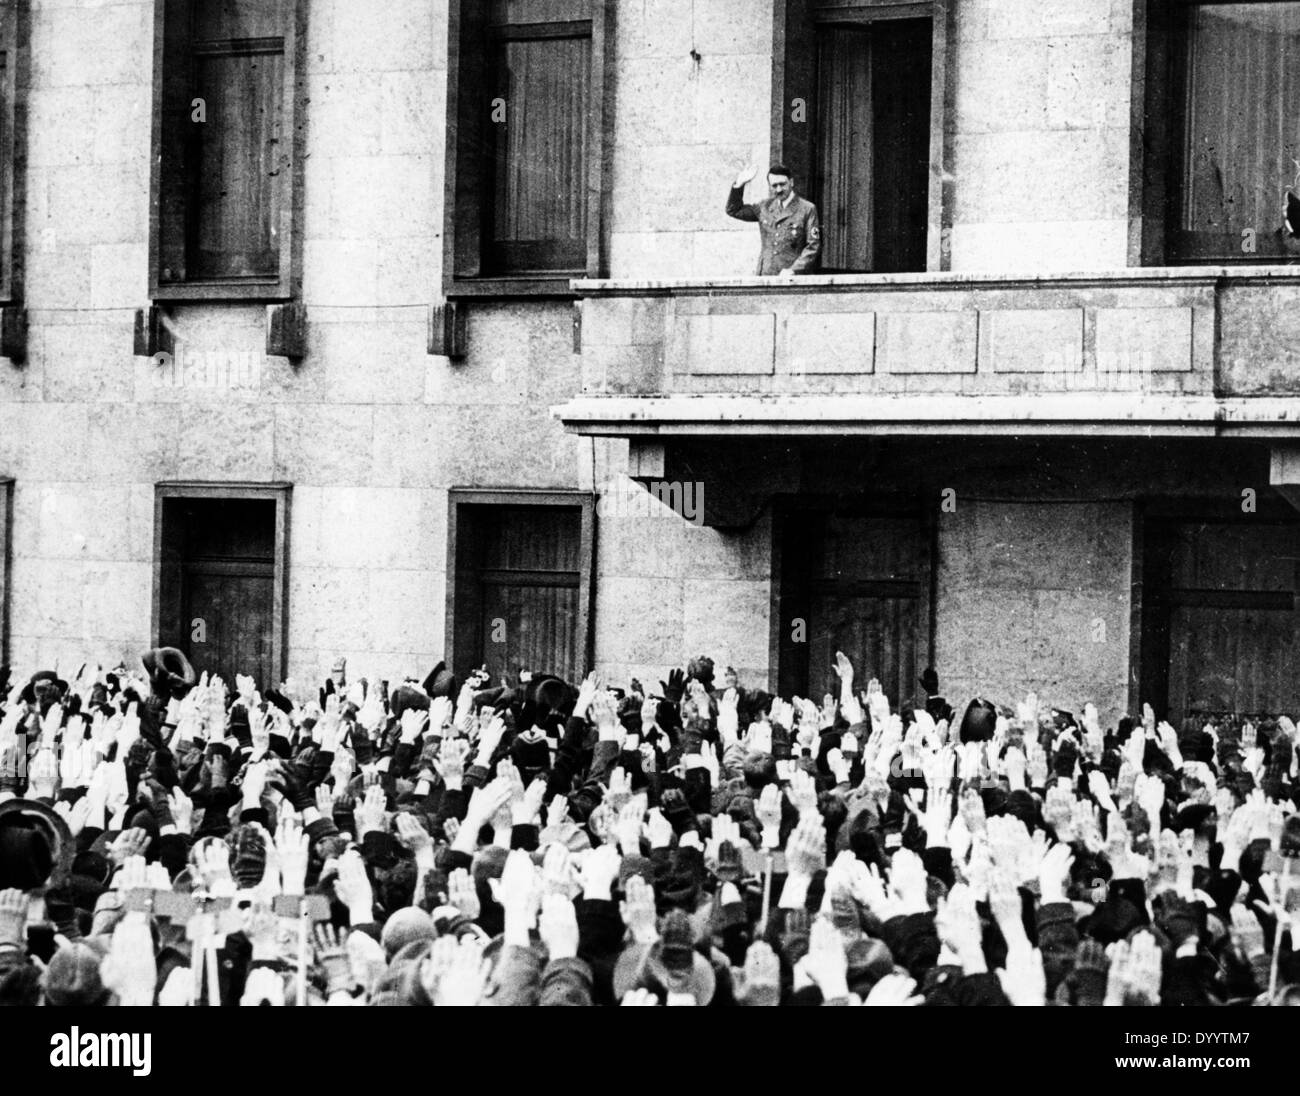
[141,647,198,699]
[612,909,716,1005]
[0,798,74,891]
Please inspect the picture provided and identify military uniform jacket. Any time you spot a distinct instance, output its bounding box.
[726,186,822,275]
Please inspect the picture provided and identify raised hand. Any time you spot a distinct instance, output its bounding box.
[936,883,986,973]
[615,795,647,857]
[158,966,195,1007]
[513,776,547,828]
[539,891,580,960]
[27,748,58,799]
[425,696,453,736]
[1105,931,1162,1006]
[889,848,930,915]
[864,972,923,1006]
[100,911,157,1006]
[309,924,353,999]
[801,916,849,999]
[475,714,508,763]
[0,889,30,949]
[581,843,622,902]
[785,813,826,878]
[590,691,622,741]
[1081,702,1103,757]
[543,792,571,834]
[1038,841,1075,904]
[734,940,780,1006]
[109,827,151,867]
[717,689,740,747]
[1043,781,1075,840]
[643,807,673,850]
[924,788,951,849]
[756,784,782,843]
[448,867,481,920]
[192,838,234,892]
[571,671,602,720]
[619,874,658,945]
[399,707,428,745]
[605,767,633,814]
[786,769,819,817]
[434,936,490,1006]
[1228,903,1266,963]
[434,737,469,791]
[354,784,387,837]
[492,849,542,940]
[998,944,1046,1006]
[621,988,659,1006]
[59,726,94,789]
[826,747,851,786]
[743,720,773,755]
[540,844,580,901]
[335,849,375,926]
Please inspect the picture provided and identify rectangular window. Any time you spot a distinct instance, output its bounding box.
[153,484,290,689]
[774,0,948,273]
[448,490,595,681]
[1145,1,1300,263]
[151,0,300,300]
[445,0,610,297]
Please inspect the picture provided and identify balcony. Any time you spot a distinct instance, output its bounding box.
[555,266,1300,441]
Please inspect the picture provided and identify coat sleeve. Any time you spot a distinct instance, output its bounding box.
[792,204,822,272]
[726,185,760,222]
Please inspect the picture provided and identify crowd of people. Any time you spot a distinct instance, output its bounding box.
[0,647,1297,1007]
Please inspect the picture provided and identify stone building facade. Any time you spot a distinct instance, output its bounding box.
[1,0,1299,729]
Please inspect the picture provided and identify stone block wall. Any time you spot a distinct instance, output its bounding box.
[935,499,1134,727]
[948,0,1136,271]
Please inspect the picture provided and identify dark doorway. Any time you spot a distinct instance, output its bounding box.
[450,494,593,683]
[814,16,932,273]
[155,489,287,689]
[777,501,933,712]
[1141,514,1300,722]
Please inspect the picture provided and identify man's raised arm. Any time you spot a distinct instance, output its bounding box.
[726,164,761,222]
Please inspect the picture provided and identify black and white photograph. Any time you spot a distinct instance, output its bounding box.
[0,0,1298,1066]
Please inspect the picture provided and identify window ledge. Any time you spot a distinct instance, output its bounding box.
[444,276,583,301]
[151,281,293,304]
[573,263,1300,297]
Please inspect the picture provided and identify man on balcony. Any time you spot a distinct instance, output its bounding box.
[726,164,822,277]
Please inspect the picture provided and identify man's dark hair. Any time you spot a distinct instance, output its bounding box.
[768,164,792,180]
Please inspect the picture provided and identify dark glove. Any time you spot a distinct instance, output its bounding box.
[778,908,811,965]
[659,669,686,707]
[276,762,315,812]
[1153,892,1202,948]
[144,779,174,830]
[1062,939,1108,1006]
[660,788,697,835]
[715,840,743,886]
